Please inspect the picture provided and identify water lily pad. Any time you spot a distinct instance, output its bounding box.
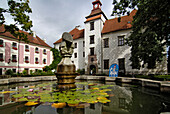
[51,103,66,108]
[25,101,39,106]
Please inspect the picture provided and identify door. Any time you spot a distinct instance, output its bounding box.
[0,68,2,75]
[118,58,125,76]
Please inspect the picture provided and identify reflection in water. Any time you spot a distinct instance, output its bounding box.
[0,81,170,114]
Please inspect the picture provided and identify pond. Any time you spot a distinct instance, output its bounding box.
[0,80,170,114]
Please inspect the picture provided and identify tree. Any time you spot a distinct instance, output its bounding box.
[44,48,62,71]
[112,0,170,69]
[0,0,33,42]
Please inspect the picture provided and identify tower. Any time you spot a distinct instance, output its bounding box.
[84,0,107,74]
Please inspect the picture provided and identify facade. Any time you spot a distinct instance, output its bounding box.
[54,0,167,75]
[0,25,53,75]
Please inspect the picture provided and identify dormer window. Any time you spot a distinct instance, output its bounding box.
[43,59,46,64]
[25,45,29,52]
[35,47,39,53]
[12,42,17,50]
[90,22,94,31]
[0,40,4,47]
[25,56,29,63]
[35,57,39,64]
[43,49,46,54]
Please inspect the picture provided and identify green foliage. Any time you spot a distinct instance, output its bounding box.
[5,69,13,75]
[112,0,170,69]
[44,48,61,71]
[22,70,27,75]
[0,0,33,42]
[76,69,85,75]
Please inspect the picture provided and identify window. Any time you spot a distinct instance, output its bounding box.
[83,52,85,57]
[74,53,77,58]
[90,47,94,55]
[12,42,17,50]
[35,58,39,64]
[25,56,29,63]
[74,43,77,48]
[118,58,125,70]
[0,53,3,61]
[25,45,29,52]
[90,21,94,30]
[43,49,46,54]
[12,55,17,62]
[35,47,39,53]
[83,41,85,47]
[104,38,109,48]
[91,58,94,63]
[90,35,95,44]
[13,69,16,73]
[104,59,109,69]
[118,36,125,46]
[43,59,46,64]
[119,98,125,108]
[0,40,3,47]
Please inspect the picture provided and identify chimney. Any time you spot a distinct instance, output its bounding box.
[33,31,36,38]
[75,25,81,30]
[43,39,46,43]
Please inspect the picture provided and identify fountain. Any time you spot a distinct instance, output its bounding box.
[55,32,77,90]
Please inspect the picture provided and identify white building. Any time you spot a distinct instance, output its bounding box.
[0,25,53,75]
[54,0,167,75]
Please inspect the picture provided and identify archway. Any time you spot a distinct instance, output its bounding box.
[89,65,96,75]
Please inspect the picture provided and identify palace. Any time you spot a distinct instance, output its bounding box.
[0,25,53,75]
[54,0,167,75]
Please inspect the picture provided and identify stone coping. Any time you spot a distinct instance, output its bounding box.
[0,75,169,93]
[0,76,57,85]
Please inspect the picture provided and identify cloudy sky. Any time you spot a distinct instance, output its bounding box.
[2,0,114,47]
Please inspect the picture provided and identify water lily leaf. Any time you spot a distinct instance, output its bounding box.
[51,103,66,108]
[18,98,28,102]
[13,94,23,98]
[0,91,17,94]
[25,101,39,106]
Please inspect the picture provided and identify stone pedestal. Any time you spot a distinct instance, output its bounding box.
[56,60,77,90]
[55,32,77,90]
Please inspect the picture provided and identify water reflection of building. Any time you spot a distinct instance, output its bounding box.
[102,84,132,114]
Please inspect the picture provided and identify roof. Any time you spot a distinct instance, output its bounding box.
[85,8,107,20]
[54,28,84,44]
[0,25,51,48]
[102,10,137,34]
[85,15,102,23]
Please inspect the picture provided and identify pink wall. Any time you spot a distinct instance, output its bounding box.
[47,51,51,65]
[19,45,24,64]
[40,49,43,65]
[5,42,11,63]
[30,47,34,64]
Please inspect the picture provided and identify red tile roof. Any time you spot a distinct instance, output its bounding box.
[54,28,84,44]
[0,25,51,48]
[85,15,101,23]
[85,8,107,20]
[102,10,137,34]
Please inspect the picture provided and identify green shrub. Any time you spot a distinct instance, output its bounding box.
[77,69,85,75]
[5,69,13,75]
[22,70,27,75]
